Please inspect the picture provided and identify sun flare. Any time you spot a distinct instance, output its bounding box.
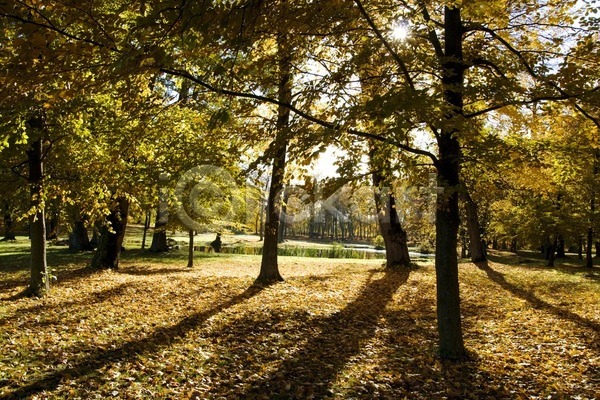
[391,23,409,41]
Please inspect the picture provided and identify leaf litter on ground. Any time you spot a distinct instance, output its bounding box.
[0,250,598,399]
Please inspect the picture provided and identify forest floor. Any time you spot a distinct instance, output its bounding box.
[0,238,599,399]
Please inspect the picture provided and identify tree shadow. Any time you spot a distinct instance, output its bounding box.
[1,266,99,298]
[0,281,141,325]
[116,266,195,276]
[0,283,266,400]
[476,261,600,338]
[0,247,95,293]
[236,268,410,398]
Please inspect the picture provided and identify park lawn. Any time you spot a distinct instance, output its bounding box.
[0,241,599,399]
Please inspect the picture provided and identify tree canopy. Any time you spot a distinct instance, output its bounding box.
[0,0,598,358]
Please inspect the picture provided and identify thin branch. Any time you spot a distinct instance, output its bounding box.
[353,0,416,92]
[467,25,600,129]
[160,67,438,163]
[0,6,119,52]
[464,93,575,118]
[417,0,444,59]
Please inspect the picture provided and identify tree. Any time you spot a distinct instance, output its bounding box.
[2,0,598,358]
[26,118,49,296]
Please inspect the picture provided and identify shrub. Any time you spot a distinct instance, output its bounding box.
[372,235,385,250]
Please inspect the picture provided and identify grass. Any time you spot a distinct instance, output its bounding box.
[0,238,599,399]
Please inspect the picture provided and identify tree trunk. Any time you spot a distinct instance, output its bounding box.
[509,238,517,253]
[141,209,151,249]
[256,30,291,284]
[546,236,557,267]
[462,191,486,262]
[2,202,16,241]
[69,219,93,251]
[27,138,49,296]
[460,229,468,259]
[149,207,169,252]
[434,6,466,359]
[46,213,59,240]
[556,235,566,258]
[187,229,194,268]
[258,145,286,283]
[586,228,593,268]
[259,202,264,241]
[372,172,411,268]
[90,222,100,248]
[90,197,129,270]
[278,186,289,243]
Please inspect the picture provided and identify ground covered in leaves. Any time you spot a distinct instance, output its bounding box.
[0,243,599,399]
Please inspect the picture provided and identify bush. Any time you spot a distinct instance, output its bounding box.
[372,235,385,250]
[417,243,433,254]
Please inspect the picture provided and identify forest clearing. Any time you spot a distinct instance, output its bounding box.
[1,238,598,399]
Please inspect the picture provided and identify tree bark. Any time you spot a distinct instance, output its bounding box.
[187,229,194,268]
[256,28,291,284]
[27,138,49,296]
[372,170,411,268]
[433,6,466,359]
[141,209,151,249]
[585,228,593,267]
[278,185,289,243]
[46,213,59,240]
[149,207,169,252]
[69,218,93,251]
[462,191,486,262]
[90,197,129,270]
[546,236,557,267]
[586,192,595,267]
[556,235,566,258]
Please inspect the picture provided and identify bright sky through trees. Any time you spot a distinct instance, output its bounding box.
[390,21,409,42]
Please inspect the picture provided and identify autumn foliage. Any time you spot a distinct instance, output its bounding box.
[1,246,598,399]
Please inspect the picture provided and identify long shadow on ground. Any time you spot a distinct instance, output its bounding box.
[235,268,410,398]
[0,283,265,400]
[477,261,600,342]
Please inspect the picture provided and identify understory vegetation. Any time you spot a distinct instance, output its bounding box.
[1,241,598,399]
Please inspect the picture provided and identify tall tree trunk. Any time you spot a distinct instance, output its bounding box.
[187,229,194,268]
[546,236,557,267]
[434,6,466,359]
[27,138,48,296]
[258,144,286,283]
[90,197,129,270]
[256,28,291,284]
[141,209,151,249]
[69,218,93,251]
[462,191,486,262]
[586,228,593,267]
[586,191,595,267]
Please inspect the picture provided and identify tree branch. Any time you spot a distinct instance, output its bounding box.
[160,67,438,163]
[353,0,416,92]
